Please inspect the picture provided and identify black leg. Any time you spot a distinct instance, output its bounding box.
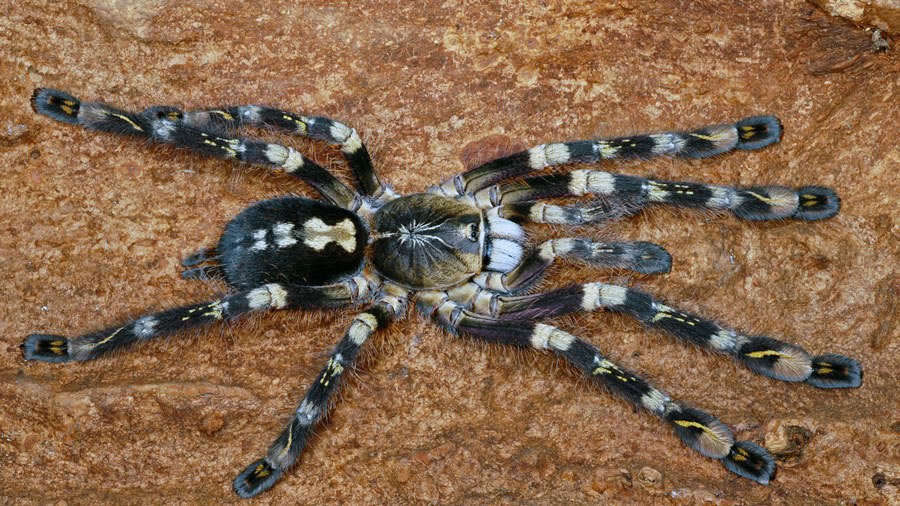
[31,88,360,209]
[479,173,839,222]
[473,237,671,293]
[233,284,409,498]
[417,290,777,485]
[433,116,783,195]
[179,105,391,199]
[22,279,374,363]
[481,282,862,389]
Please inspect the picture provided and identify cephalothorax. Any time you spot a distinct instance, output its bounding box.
[25,88,862,498]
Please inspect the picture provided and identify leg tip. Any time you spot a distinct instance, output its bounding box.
[22,334,71,363]
[628,242,672,274]
[31,88,81,124]
[806,354,863,389]
[735,116,782,151]
[793,186,840,221]
[233,458,283,499]
[722,441,776,485]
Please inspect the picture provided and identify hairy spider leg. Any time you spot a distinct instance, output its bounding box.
[234,285,409,498]
[418,293,776,484]
[473,233,672,293]
[434,116,784,196]
[177,105,393,200]
[483,174,839,223]
[475,282,862,389]
[22,279,373,363]
[31,88,360,209]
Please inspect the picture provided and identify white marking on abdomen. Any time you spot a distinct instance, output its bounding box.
[273,222,298,248]
[303,218,357,252]
[250,229,268,251]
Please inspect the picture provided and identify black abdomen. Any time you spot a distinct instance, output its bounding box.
[218,197,368,290]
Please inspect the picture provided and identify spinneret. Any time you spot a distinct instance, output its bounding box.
[24,88,861,498]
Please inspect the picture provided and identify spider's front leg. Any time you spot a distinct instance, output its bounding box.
[434,115,785,196]
[437,115,839,223]
[417,293,776,484]
[492,175,839,224]
[22,278,373,362]
[460,232,861,390]
[473,232,672,293]
[31,88,360,209]
[480,282,862,389]
[233,284,409,498]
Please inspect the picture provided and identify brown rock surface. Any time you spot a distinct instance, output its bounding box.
[1,1,897,504]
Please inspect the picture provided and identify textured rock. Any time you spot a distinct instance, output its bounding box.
[1,1,897,504]
[810,0,900,33]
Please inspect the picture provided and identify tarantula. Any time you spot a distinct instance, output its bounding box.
[24,88,862,498]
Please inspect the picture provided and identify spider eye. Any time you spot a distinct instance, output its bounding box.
[466,223,479,242]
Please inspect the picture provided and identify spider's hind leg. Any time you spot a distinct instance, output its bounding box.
[179,103,392,199]
[31,88,81,125]
[233,284,409,498]
[32,88,361,209]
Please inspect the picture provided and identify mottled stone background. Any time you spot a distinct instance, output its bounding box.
[1,1,897,504]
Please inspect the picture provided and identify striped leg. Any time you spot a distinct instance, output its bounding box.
[485,173,840,223]
[233,285,409,498]
[484,282,862,389]
[473,236,672,293]
[433,116,783,196]
[22,278,374,363]
[417,292,776,484]
[31,88,359,209]
[178,105,391,199]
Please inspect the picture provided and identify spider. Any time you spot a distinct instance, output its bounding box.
[24,88,862,498]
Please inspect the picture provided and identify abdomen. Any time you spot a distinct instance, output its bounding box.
[217,197,368,290]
